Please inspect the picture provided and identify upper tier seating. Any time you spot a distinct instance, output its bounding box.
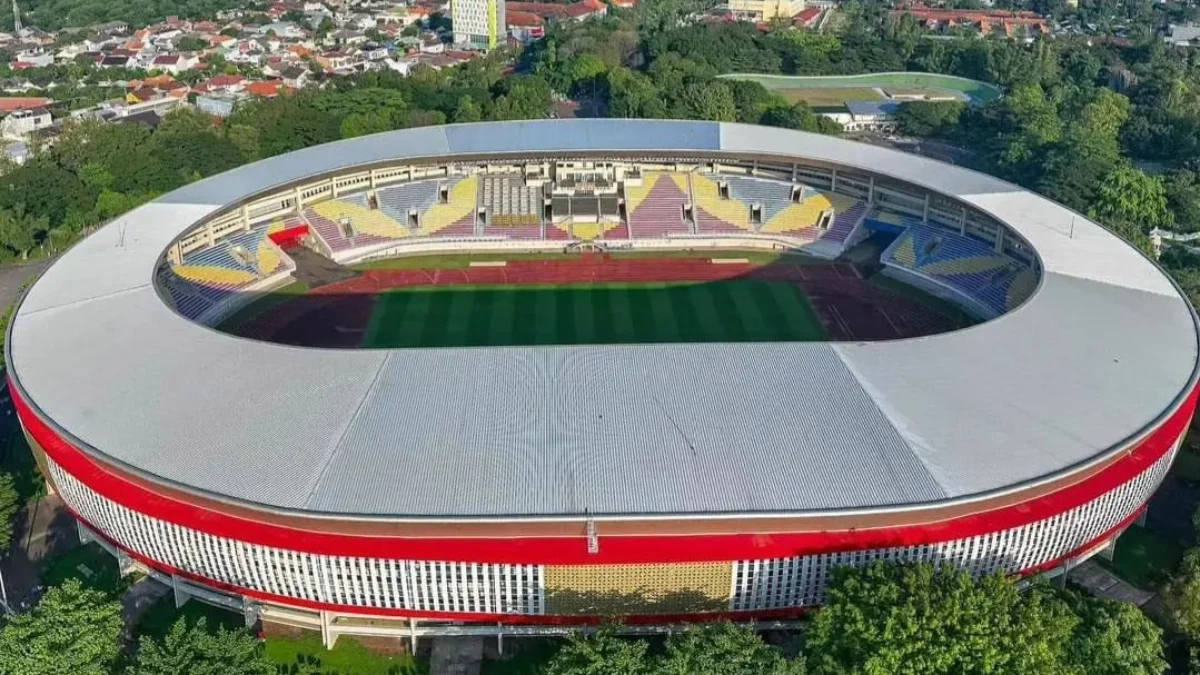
[480,175,542,239]
[625,173,692,238]
[691,175,752,234]
[881,218,1031,316]
[819,194,867,244]
[759,192,830,235]
[174,223,289,291]
[722,176,796,225]
[376,180,441,226]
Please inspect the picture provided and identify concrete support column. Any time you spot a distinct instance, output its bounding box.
[171,574,189,609]
[1136,510,1148,527]
[410,618,419,654]
[320,610,335,650]
[1098,538,1117,562]
[75,520,93,545]
[242,601,259,629]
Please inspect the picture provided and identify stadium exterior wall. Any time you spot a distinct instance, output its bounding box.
[13,376,1198,623]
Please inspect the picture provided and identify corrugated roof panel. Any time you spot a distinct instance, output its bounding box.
[306,344,943,516]
[12,286,388,509]
[158,127,453,206]
[835,272,1196,496]
[9,121,1197,519]
[446,119,721,155]
[18,203,217,316]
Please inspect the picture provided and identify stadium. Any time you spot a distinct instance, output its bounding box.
[6,120,1199,642]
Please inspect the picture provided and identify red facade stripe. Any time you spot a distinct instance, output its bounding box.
[11,376,1197,565]
[65,500,1148,623]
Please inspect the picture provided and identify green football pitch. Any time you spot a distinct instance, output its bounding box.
[362,280,826,348]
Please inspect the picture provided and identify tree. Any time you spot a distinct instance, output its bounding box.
[1053,589,1166,675]
[0,578,122,675]
[1167,550,1200,640]
[761,102,841,134]
[894,101,966,137]
[453,95,483,123]
[658,622,805,675]
[678,80,737,122]
[1088,164,1172,252]
[127,617,274,675]
[0,205,49,260]
[804,563,1078,675]
[0,472,18,554]
[543,626,654,675]
[339,112,393,138]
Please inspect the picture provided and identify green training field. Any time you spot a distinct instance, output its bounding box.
[721,72,1004,105]
[363,280,826,349]
[776,87,883,107]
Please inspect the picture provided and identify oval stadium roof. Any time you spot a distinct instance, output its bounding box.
[8,120,1199,520]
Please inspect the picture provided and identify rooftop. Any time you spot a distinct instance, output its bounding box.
[8,120,1198,520]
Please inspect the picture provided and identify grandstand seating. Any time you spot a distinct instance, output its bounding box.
[760,192,830,235]
[480,175,542,239]
[626,173,692,238]
[881,219,1029,316]
[722,176,797,225]
[157,264,238,320]
[415,176,478,238]
[691,175,752,234]
[820,194,867,244]
[376,180,442,227]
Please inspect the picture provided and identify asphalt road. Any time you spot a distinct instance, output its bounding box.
[0,259,49,315]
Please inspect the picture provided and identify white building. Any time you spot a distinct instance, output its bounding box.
[451,0,505,50]
[0,107,50,140]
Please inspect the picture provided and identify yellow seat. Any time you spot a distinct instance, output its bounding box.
[311,199,407,239]
[691,176,751,230]
[418,177,478,235]
[174,265,257,288]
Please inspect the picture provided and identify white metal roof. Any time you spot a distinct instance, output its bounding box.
[8,120,1198,520]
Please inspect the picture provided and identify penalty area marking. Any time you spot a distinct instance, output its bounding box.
[712,258,750,264]
[469,261,508,267]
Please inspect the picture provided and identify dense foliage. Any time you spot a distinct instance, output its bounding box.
[797,563,1165,675]
[0,0,242,32]
[543,623,805,675]
[0,578,123,675]
[126,617,273,675]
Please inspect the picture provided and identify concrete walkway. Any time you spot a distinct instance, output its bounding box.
[1,494,74,611]
[430,636,483,675]
[1071,559,1155,606]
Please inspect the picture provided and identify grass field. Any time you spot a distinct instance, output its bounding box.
[721,72,1003,105]
[1099,525,1185,589]
[363,280,826,348]
[776,87,883,107]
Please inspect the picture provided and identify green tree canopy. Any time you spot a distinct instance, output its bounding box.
[0,578,122,675]
[543,626,654,675]
[126,616,274,675]
[658,622,805,675]
[804,563,1078,675]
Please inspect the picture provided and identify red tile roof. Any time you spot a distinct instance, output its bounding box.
[0,96,50,111]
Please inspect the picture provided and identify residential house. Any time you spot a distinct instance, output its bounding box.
[0,107,52,140]
[280,65,311,88]
[151,53,198,75]
[506,11,545,42]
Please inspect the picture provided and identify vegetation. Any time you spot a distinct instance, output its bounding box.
[543,623,805,675]
[0,578,123,675]
[1100,525,1186,589]
[264,631,426,675]
[528,563,1165,675]
[0,0,241,32]
[126,617,274,675]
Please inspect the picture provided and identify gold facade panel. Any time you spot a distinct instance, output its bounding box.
[544,562,730,615]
